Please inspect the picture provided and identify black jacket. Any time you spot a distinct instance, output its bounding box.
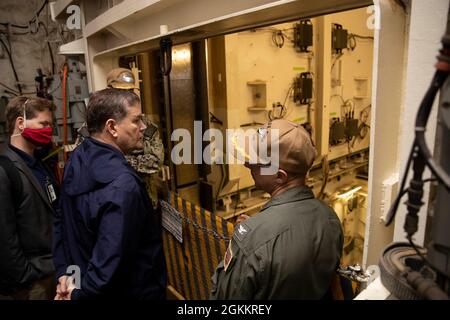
[53,138,167,299]
[0,144,55,295]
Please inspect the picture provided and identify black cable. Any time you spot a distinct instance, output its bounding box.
[347,33,373,52]
[282,84,293,108]
[385,69,449,226]
[2,20,55,75]
[269,85,292,120]
[331,52,343,71]
[38,22,55,74]
[160,37,172,76]
[0,0,48,30]
[12,30,31,36]
[415,70,450,189]
[350,33,374,40]
[384,175,435,203]
[48,39,55,75]
[385,159,437,227]
[0,22,28,29]
[1,89,18,96]
[11,24,28,29]
[0,36,22,94]
[0,80,19,94]
[281,31,293,43]
[32,0,49,22]
[271,30,285,48]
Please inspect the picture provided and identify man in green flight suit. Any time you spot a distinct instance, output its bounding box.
[210,119,343,299]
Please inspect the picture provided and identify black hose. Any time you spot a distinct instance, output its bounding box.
[415,70,450,189]
[404,147,425,237]
[387,70,450,227]
[160,37,172,76]
[33,0,48,21]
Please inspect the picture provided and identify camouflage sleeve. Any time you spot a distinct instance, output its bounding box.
[148,130,164,165]
[210,239,259,300]
[125,124,164,174]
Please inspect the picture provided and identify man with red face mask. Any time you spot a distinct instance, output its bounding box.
[0,96,58,300]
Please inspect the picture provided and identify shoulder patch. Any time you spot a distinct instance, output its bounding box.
[223,241,234,272]
[234,222,251,242]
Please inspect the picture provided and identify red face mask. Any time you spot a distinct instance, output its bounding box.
[21,127,53,146]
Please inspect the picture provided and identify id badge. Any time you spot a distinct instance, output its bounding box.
[46,182,57,203]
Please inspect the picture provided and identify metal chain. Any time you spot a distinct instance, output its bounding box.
[180,214,231,242]
[161,199,231,242]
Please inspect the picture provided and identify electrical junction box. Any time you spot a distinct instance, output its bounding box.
[294,19,313,52]
[330,118,346,145]
[332,24,348,53]
[345,118,359,139]
[293,72,313,105]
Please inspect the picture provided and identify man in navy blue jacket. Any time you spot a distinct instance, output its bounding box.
[53,88,166,300]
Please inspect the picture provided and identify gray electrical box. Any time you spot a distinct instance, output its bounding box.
[49,56,89,144]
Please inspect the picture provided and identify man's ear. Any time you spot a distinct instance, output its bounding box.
[275,169,288,184]
[15,116,25,131]
[105,119,118,138]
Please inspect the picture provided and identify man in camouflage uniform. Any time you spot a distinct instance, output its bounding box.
[124,117,164,208]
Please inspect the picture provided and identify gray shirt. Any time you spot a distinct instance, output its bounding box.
[210,186,343,300]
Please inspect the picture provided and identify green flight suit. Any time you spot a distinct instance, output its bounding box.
[210,186,343,300]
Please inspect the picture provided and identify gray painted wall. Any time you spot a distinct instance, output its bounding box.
[0,1,63,96]
[0,0,79,142]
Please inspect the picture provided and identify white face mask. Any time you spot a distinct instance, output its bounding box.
[11,99,29,138]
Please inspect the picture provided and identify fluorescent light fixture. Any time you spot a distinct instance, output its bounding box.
[336,186,362,200]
